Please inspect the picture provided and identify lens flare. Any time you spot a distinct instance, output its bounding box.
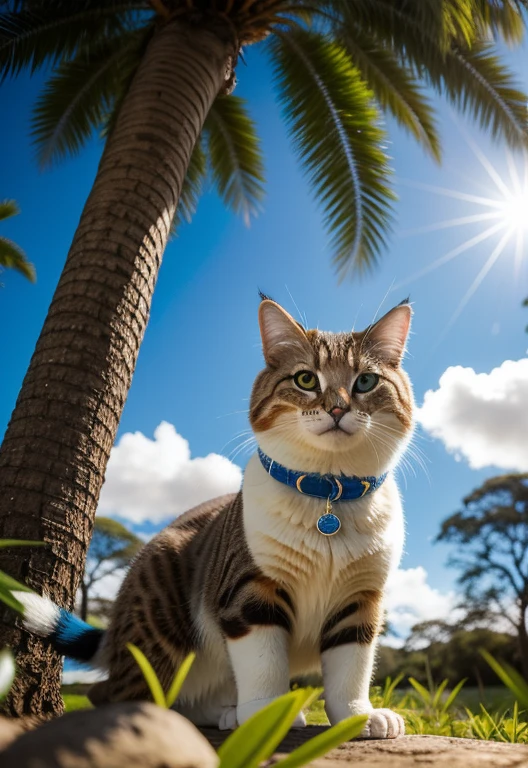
[395,122,528,341]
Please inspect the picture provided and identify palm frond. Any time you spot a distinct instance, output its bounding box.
[204,95,265,225]
[422,41,528,149]
[471,0,527,44]
[331,1,528,149]
[269,28,395,276]
[0,1,146,82]
[0,236,35,282]
[341,29,441,162]
[173,136,207,229]
[326,0,474,52]
[31,27,147,168]
[326,0,526,59]
[0,199,19,222]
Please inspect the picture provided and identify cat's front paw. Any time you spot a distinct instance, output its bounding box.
[359,708,405,739]
[232,698,307,729]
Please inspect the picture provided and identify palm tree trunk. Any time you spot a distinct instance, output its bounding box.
[0,18,234,717]
[80,581,89,623]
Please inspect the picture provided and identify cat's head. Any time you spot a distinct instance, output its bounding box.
[249,298,414,476]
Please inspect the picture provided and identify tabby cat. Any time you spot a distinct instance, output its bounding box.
[14,296,413,738]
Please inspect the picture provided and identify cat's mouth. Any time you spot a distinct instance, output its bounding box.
[319,424,354,436]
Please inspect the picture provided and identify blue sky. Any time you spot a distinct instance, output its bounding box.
[1,36,528,637]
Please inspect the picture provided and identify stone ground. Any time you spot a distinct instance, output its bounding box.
[201,728,528,767]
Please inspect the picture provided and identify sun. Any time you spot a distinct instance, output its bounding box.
[394,131,528,339]
[498,187,528,232]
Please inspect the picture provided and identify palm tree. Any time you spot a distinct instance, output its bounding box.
[0,200,35,282]
[0,0,527,717]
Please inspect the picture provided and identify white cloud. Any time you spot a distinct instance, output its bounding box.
[98,422,242,523]
[416,358,528,471]
[384,567,456,647]
[62,668,107,685]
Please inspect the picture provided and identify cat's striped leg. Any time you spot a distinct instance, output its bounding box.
[321,592,405,739]
[219,578,301,728]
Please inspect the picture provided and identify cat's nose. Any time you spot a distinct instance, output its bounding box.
[329,406,347,422]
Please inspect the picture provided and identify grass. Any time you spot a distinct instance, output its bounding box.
[63,693,92,712]
[305,682,525,741]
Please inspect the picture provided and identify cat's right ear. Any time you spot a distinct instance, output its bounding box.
[259,300,309,367]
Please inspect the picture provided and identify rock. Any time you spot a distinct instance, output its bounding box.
[202,728,528,767]
[0,715,42,751]
[0,702,219,768]
[0,716,26,750]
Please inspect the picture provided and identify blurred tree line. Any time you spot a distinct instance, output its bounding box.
[378,470,528,686]
[376,623,522,688]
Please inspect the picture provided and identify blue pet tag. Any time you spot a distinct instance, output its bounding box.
[317,512,341,536]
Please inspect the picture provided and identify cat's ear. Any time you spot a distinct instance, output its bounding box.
[364,301,412,365]
[259,300,309,367]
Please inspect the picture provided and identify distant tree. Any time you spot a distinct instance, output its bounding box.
[380,621,522,688]
[437,473,528,678]
[81,517,142,622]
[0,200,35,282]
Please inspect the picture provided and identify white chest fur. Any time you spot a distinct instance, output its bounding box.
[242,454,404,670]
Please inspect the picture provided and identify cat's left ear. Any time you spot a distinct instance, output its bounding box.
[259,299,309,367]
[364,301,412,365]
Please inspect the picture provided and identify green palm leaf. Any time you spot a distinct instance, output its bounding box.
[0,198,19,222]
[269,28,395,276]
[0,236,35,282]
[341,29,441,162]
[31,27,147,168]
[327,0,474,52]
[335,2,528,149]
[423,41,528,149]
[472,0,526,43]
[0,1,143,82]
[204,95,265,225]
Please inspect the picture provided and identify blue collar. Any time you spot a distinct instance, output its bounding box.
[257,448,387,502]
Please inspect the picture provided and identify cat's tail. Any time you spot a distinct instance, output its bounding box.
[12,591,105,665]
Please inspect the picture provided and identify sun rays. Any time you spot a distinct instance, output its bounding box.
[394,126,528,331]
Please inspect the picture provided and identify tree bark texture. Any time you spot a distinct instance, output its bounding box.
[80,581,88,623]
[0,19,233,717]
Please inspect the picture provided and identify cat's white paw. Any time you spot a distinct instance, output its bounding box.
[291,710,307,728]
[218,705,238,730]
[359,708,405,739]
[226,697,307,730]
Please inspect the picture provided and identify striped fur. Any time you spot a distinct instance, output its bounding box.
[17,300,413,738]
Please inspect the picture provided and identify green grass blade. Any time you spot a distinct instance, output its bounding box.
[165,652,196,708]
[0,569,35,613]
[126,643,166,708]
[433,679,448,709]
[0,542,46,613]
[217,688,317,768]
[467,710,489,740]
[275,714,368,768]
[480,704,505,741]
[408,677,431,706]
[481,650,528,708]
[441,678,467,713]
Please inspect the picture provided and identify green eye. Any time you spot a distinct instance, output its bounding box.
[354,373,379,393]
[294,370,318,391]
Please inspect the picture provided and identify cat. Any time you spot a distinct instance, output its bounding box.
[13,296,413,738]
